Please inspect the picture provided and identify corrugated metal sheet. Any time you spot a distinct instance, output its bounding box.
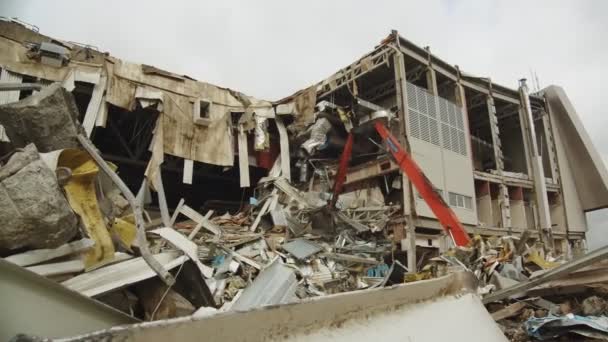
[231,260,297,311]
[282,239,323,260]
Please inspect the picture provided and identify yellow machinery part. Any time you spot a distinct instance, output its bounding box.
[58,149,115,268]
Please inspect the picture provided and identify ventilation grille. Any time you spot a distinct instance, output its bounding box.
[406,82,467,156]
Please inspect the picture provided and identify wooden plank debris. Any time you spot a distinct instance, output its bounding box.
[179,204,221,236]
[490,302,527,321]
[221,247,262,270]
[188,210,214,240]
[250,190,276,232]
[170,198,186,227]
[151,227,214,278]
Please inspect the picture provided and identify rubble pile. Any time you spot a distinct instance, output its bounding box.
[0,82,412,325]
[456,234,608,341]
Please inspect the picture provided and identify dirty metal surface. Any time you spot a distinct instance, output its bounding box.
[60,271,507,342]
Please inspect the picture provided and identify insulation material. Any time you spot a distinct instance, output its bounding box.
[58,149,115,268]
[254,116,269,151]
[301,118,331,155]
[293,86,317,129]
[134,85,164,111]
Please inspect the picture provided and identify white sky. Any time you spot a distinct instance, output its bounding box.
[2,0,607,247]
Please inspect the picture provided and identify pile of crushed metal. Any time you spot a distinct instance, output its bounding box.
[2,83,608,341]
[467,234,608,341]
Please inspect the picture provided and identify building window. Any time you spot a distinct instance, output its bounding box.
[193,98,213,126]
[448,192,473,210]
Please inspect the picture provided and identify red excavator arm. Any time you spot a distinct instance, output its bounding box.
[330,121,470,247]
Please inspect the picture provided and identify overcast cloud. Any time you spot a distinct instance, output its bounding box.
[2,0,607,247]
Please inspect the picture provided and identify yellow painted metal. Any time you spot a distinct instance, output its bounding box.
[59,149,115,268]
[111,215,136,251]
[526,251,560,270]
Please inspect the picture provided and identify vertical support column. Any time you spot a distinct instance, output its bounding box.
[543,104,570,240]
[516,105,534,178]
[486,91,512,230]
[393,48,417,273]
[425,69,439,96]
[455,78,478,224]
[519,79,554,250]
[424,47,439,96]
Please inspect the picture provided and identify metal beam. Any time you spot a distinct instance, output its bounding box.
[0,82,42,92]
[486,93,512,229]
[392,47,418,272]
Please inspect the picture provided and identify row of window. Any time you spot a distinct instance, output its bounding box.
[416,189,473,210]
[448,192,473,210]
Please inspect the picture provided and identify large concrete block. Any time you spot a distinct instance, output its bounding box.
[0,144,78,250]
[0,82,83,152]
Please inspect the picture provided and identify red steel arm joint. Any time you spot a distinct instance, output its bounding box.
[330,132,354,209]
[374,122,470,246]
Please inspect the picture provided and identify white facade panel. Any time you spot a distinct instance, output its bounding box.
[406,82,477,225]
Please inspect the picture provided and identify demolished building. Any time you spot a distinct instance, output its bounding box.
[1,17,608,341]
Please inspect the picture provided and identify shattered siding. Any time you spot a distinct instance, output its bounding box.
[0,28,274,167]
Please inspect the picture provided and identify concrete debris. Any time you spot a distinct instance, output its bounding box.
[0,83,83,152]
[0,144,78,250]
[582,296,607,316]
